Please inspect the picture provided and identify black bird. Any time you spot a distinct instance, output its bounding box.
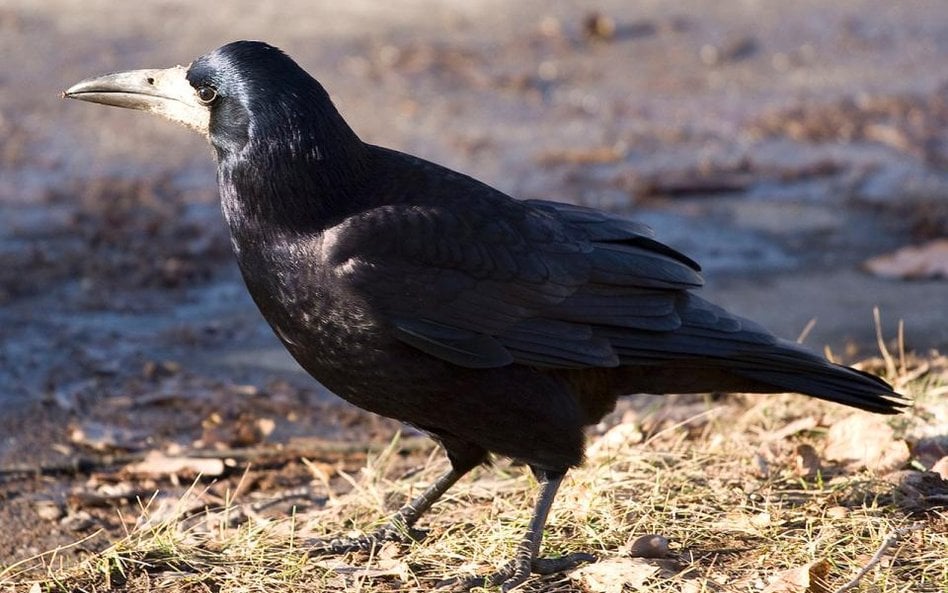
[65,41,905,591]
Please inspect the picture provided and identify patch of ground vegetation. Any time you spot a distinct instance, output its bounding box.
[2,347,945,593]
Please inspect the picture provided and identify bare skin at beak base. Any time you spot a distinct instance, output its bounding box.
[63,65,209,136]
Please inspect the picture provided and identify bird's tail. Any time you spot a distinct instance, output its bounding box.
[719,339,907,414]
[603,295,907,413]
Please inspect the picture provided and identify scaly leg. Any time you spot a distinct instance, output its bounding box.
[308,465,467,553]
[449,469,595,592]
[308,438,486,555]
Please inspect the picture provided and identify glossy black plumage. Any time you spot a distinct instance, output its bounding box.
[65,41,906,590]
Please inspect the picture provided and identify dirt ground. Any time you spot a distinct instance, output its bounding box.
[0,0,946,585]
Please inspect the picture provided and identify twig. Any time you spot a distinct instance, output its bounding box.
[832,522,924,593]
[796,317,817,344]
[0,453,142,478]
[0,437,433,480]
[873,307,897,380]
[220,485,322,529]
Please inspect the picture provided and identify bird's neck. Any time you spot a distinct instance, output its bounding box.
[217,117,369,237]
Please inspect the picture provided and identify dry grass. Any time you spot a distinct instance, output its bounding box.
[2,351,946,593]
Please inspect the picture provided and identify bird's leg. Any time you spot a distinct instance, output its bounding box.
[308,465,466,555]
[449,469,595,592]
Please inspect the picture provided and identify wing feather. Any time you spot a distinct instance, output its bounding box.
[322,190,710,369]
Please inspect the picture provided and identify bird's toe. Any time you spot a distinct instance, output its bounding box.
[437,552,595,591]
[531,552,596,574]
[306,521,420,556]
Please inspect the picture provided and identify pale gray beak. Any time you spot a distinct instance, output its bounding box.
[64,65,210,136]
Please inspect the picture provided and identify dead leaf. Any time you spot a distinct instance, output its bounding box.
[124,450,225,477]
[794,444,822,478]
[932,457,948,480]
[914,436,948,469]
[69,421,148,451]
[53,379,98,411]
[765,416,819,442]
[33,500,64,521]
[824,414,910,472]
[60,509,95,531]
[587,422,643,458]
[826,506,849,519]
[583,12,617,42]
[69,482,151,508]
[753,451,772,478]
[681,580,720,593]
[198,412,274,448]
[570,558,659,593]
[887,470,948,512]
[536,145,626,166]
[762,559,831,593]
[257,417,276,437]
[863,239,948,280]
[751,512,772,529]
[136,492,209,528]
[312,558,411,579]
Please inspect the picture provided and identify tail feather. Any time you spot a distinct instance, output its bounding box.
[736,369,904,413]
[733,343,906,414]
[611,337,907,413]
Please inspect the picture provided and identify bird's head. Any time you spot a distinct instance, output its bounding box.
[64,41,357,163]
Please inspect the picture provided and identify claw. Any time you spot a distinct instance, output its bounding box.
[531,552,596,575]
[310,465,593,591]
[437,552,596,591]
[308,465,468,557]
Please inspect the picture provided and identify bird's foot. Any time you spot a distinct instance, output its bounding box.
[307,521,422,556]
[439,551,595,592]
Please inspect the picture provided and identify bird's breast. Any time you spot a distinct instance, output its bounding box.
[229,229,393,391]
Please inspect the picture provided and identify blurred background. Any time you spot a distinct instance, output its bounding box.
[0,0,945,560]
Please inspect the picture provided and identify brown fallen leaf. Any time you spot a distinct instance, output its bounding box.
[136,491,209,528]
[198,413,276,449]
[312,557,411,580]
[536,145,626,166]
[863,122,914,153]
[932,457,948,480]
[681,579,718,593]
[826,506,850,519]
[569,558,659,593]
[583,11,617,42]
[762,559,831,593]
[795,443,822,478]
[824,414,910,472]
[913,436,948,469]
[887,470,948,512]
[627,168,752,198]
[587,422,643,458]
[863,239,948,280]
[33,500,64,522]
[764,416,819,442]
[69,421,148,452]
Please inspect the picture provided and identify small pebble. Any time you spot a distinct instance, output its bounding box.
[751,511,771,528]
[826,506,850,519]
[34,500,63,522]
[584,12,616,41]
[628,533,670,558]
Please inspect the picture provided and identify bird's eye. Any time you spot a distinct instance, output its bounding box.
[196,86,218,104]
